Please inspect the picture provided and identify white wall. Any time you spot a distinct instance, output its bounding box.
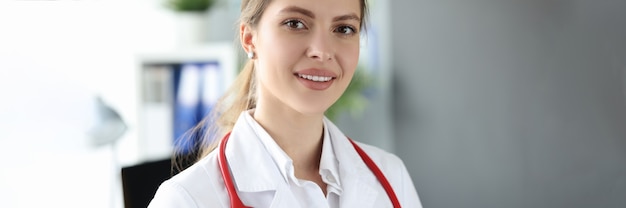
[0,0,237,207]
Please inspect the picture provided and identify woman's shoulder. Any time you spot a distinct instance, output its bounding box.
[148,152,227,208]
[323,117,408,170]
[169,151,221,187]
[350,140,407,170]
[349,140,423,208]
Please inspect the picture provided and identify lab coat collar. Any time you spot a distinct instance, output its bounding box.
[224,112,380,207]
[242,111,293,185]
[225,112,281,192]
[319,124,342,192]
[238,111,341,191]
[324,117,381,207]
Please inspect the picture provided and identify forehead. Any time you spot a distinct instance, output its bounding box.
[264,0,361,18]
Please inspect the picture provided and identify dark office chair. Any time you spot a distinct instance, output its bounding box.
[120,150,199,208]
[121,158,172,208]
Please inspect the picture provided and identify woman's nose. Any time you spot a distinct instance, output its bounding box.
[307,31,334,62]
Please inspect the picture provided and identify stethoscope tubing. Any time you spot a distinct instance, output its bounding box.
[218,132,251,208]
[217,132,401,208]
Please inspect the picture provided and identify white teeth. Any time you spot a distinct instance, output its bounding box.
[299,74,332,82]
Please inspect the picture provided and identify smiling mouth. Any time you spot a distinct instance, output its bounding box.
[296,73,334,82]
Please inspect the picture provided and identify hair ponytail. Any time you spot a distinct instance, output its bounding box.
[170,0,268,174]
[172,60,256,174]
[200,60,257,156]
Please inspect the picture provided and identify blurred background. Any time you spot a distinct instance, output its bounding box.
[0,0,625,208]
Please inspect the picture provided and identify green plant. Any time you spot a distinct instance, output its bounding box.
[325,67,374,121]
[166,0,216,12]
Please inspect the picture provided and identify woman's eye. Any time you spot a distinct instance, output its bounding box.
[284,19,306,29]
[335,25,357,35]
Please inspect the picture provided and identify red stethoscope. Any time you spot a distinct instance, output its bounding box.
[218,132,402,208]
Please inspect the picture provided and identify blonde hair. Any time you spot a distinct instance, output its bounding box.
[172,0,369,174]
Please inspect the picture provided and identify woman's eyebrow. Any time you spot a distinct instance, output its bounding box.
[333,13,360,22]
[279,6,315,18]
[279,6,360,22]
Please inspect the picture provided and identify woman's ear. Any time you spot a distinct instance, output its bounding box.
[240,23,255,54]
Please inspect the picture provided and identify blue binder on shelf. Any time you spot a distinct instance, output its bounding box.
[172,61,222,154]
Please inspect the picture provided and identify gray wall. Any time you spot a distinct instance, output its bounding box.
[390,0,626,207]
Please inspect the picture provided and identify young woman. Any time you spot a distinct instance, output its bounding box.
[149,0,422,207]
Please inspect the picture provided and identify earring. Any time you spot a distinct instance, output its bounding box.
[247,51,255,59]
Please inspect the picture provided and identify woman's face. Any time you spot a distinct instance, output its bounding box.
[245,0,361,116]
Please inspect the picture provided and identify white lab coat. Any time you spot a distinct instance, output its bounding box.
[148,113,422,208]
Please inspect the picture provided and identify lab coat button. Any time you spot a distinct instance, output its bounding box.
[326,175,336,183]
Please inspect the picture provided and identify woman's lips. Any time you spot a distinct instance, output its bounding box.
[297,74,333,82]
[294,68,337,91]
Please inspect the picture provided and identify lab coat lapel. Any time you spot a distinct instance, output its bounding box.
[340,171,379,207]
[223,114,384,207]
[325,118,380,208]
[226,124,279,192]
[267,185,301,208]
[224,114,300,207]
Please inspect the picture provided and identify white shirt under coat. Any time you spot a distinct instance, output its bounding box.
[148,111,422,208]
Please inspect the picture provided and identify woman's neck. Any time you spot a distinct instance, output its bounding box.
[252,102,325,174]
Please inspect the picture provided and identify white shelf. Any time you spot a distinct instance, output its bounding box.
[132,41,238,164]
